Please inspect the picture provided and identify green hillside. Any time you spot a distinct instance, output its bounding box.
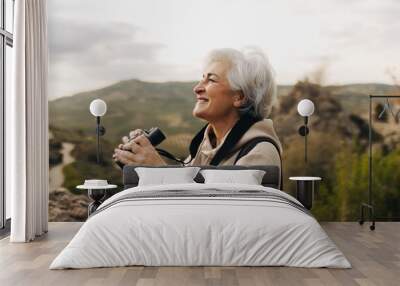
[327,83,398,96]
[50,81,398,141]
[327,83,399,115]
[49,79,204,144]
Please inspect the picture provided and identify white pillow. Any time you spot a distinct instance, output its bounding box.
[200,169,266,185]
[135,167,200,186]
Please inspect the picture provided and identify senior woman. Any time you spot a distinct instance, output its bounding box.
[113,48,282,170]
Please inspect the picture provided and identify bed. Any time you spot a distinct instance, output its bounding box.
[50,165,351,269]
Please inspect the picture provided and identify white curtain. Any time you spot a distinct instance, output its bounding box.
[7,0,48,242]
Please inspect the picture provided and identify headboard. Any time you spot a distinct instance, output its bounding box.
[123,165,281,190]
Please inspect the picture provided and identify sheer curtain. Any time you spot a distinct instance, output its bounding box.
[7,0,48,242]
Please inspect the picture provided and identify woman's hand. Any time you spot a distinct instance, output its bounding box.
[121,129,145,146]
[113,134,167,166]
[115,128,145,155]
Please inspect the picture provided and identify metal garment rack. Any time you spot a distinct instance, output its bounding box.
[359,94,400,230]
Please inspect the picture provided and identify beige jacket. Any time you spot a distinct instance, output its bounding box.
[185,119,282,168]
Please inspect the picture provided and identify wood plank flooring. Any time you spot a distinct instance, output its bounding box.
[0,222,399,286]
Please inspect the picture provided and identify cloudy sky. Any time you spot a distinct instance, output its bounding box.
[48,0,400,99]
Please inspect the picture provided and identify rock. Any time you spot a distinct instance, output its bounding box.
[274,80,382,150]
[49,188,89,222]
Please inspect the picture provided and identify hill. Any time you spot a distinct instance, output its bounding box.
[49,79,203,144]
[49,80,398,142]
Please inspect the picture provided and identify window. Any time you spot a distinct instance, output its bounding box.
[0,0,14,232]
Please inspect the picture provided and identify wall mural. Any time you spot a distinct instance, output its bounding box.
[48,0,400,222]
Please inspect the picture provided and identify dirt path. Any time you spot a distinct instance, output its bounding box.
[49,142,76,191]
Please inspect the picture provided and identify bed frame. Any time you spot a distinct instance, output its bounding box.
[123,165,281,190]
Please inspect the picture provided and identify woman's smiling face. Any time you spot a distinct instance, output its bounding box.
[192,61,241,122]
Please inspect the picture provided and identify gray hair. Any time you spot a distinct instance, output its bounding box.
[204,48,277,119]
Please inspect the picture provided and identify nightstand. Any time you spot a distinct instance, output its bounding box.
[77,180,117,216]
[289,176,321,210]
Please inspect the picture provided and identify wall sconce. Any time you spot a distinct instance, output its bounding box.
[297,99,315,163]
[89,99,107,164]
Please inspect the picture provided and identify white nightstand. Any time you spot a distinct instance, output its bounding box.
[289,176,321,210]
[77,180,117,216]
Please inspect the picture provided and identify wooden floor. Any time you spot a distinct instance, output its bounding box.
[0,222,399,286]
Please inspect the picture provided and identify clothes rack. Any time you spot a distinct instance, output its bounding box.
[359,94,400,230]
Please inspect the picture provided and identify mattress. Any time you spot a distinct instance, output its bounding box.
[50,183,351,269]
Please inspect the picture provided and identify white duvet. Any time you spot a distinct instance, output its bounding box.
[50,183,351,269]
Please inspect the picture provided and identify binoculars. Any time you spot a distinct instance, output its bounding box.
[115,127,166,169]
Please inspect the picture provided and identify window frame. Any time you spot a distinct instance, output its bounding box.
[0,0,14,233]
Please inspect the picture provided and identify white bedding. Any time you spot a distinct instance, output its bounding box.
[50,183,351,269]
